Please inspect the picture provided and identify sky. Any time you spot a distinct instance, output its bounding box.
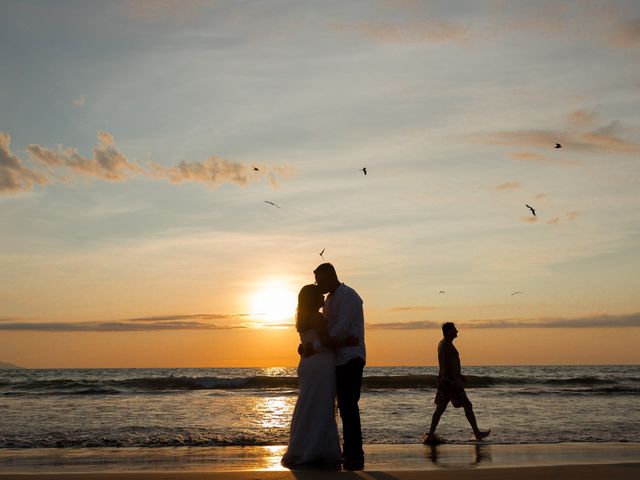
[1,0,639,368]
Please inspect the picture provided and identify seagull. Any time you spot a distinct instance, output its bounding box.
[362,167,367,175]
[511,291,524,296]
[439,290,445,294]
[319,248,325,260]
[555,143,562,149]
[264,201,281,209]
[525,204,536,216]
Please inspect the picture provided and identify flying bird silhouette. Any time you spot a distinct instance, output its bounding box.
[253,167,259,171]
[555,143,562,149]
[511,291,524,296]
[525,204,536,216]
[319,248,325,260]
[264,201,281,209]
[439,290,445,294]
[362,167,367,175]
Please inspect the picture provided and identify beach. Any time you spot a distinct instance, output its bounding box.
[1,443,639,478]
[2,367,639,478]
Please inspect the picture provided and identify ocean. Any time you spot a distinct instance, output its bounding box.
[1,365,639,450]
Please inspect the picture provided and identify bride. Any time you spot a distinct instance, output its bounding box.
[281,284,345,468]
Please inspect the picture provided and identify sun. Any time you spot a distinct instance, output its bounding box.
[250,282,297,324]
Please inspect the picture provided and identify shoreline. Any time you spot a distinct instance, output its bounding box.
[1,465,639,480]
[1,442,639,475]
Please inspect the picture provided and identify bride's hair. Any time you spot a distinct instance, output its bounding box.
[296,284,323,332]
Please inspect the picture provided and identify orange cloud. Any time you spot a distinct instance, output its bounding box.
[609,18,640,48]
[0,132,48,193]
[27,131,142,181]
[509,152,552,163]
[388,306,441,312]
[1,131,294,196]
[148,158,294,189]
[495,181,522,190]
[546,218,560,225]
[567,110,598,127]
[72,94,86,107]
[469,117,640,158]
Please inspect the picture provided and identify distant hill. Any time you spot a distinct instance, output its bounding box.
[0,361,23,369]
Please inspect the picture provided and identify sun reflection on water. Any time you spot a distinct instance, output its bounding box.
[251,396,295,429]
[261,445,288,471]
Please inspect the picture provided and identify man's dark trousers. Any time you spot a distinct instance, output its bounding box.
[336,357,365,460]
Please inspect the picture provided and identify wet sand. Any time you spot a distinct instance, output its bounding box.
[0,443,638,479]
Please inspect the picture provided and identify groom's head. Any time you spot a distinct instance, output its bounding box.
[314,263,340,294]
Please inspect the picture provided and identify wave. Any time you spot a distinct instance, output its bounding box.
[1,373,636,395]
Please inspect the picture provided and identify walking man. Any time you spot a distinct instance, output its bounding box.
[423,322,490,444]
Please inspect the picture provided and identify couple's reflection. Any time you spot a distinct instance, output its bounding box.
[427,443,491,467]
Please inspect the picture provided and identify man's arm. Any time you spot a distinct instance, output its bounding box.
[327,290,363,341]
[443,344,460,381]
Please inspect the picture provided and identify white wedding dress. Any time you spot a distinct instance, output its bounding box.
[281,329,341,467]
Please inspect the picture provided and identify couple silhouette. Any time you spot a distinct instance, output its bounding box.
[281,263,489,471]
[281,263,365,470]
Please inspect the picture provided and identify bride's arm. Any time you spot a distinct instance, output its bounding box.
[313,313,358,349]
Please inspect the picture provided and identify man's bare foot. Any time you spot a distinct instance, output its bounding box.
[474,429,491,440]
[422,433,445,445]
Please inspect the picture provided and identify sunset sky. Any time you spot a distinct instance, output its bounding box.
[1,0,639,368]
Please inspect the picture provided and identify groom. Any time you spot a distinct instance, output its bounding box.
[314,263,366,470]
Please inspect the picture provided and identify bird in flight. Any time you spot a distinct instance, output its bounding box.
[555,143,562,149]
[362,167,367,175]
[264,201,281,209]
[439,290,446,294]
[511,291,524,296]
[319,248,325,260]
[253,167,259,172]
[525,204,536,216]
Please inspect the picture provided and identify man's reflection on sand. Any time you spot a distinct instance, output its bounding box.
[426,444,492,468]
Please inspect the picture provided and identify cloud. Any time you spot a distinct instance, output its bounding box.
[581,122,640,154]
[521,216,538,224]
[4,312,639,332]
[370,320,442,329]
[125,313,251,323]
[1,131,294,195]
[0,132,49,193]
[566,211,580,221]
[388,306,441,312]
[369,312,640,330]
[546,217,560,225]
[469,116,640,158]
[495,181,522,191]
[0,313,253,332]
[27,131,142,181]
[149,159,295,189]
[609,18,640,48]
[509,152,555,163]
[567,110,598,127]
[336,20,471,44]
[72,94,86,107]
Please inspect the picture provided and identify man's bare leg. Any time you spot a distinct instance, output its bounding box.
[423,403,447,443]
[463,403,490,440]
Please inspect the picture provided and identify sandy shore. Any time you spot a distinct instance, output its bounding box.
[1,464,639,480]
[1,443,639,478]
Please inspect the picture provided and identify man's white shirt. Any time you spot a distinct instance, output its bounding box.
[323,283,366,366]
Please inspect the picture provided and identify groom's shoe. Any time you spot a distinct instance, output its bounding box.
[342,456,364,471]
